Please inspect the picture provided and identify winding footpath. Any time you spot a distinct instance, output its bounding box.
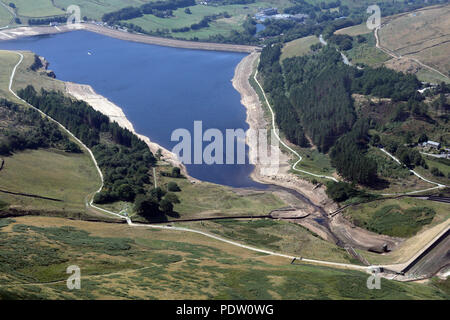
[379,148,446,196]
[0,1,15,29]
[6,49,448,282]
[318,34,446,193]
[253,67,338,182]
[374,26,450,81]
[6,50,370,273]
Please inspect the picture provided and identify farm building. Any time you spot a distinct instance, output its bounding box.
[423,140,441,149]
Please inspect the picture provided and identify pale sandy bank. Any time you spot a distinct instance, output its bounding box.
[65,82,192,179]
[231,51,338,214]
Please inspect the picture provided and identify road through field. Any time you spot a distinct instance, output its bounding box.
[7,49,449,280]
[6,50,370,273]
[374,25,450,81]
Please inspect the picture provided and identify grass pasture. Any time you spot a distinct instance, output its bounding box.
[53,0,153,20]
[0,2,13,27]
[0,50,65,99]
[136,165,285,219]
[345,32,391,67]
[379,5,450,78]
[0,49,102,215]
[11,51,66,93]
[335,23,372,37]
[9,0,65,17]
[281,35,320,61]
[0,215,448,299]
[184,219,360,264]
[344,197,449,238]
[0,149,101,213]
[0,50,20,101]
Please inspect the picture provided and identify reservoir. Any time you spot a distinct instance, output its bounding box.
[0,30,266,188]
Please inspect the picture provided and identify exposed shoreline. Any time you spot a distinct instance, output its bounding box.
[0,24,259,53]
[1,23,336,219]
[231,51,338,215]
[65,82,194,180]
[1,23,337,211]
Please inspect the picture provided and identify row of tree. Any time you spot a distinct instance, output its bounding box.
[258,40,427,185]
[0,99,80,156]
[102,0,195,24]
[17,87,157,203]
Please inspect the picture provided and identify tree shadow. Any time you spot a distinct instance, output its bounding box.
[166,211,180,219]
[366,177,390,190]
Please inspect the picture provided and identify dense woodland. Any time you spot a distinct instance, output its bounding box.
[16,87,180,219]
[258,41,429,185]
[0,99,80,155]
[28,16,67,26]
[102,0,195,24]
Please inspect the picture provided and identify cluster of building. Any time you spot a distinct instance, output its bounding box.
[422,140,441,150]
[421,140,450,158]
[255,8,309,22]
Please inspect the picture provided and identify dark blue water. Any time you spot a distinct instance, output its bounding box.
[0,31,266,188]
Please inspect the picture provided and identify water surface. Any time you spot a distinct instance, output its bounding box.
[0,30,266,188]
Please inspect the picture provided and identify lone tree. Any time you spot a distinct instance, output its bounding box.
[134,194,160,219]
[171,167,181,178]
[159,198,174,215]
[167,181,181,192]
[164,192,180,204]
[418,133,428,144]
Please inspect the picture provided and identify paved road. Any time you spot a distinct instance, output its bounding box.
[403,231,450,279]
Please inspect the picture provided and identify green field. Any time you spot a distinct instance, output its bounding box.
[415,155,450,186]
[0,149,101,213]
[184,219,360,264]
[335,23,372,37]
[416,67,450,84]
[53,0,154,20]
[8,0,65,17]
[344,197,450,238]
[0,50,20,101]
[0,216,448,299]
[0,2,13,27]
[11,51,66,93]
[125,1,289,40]
[0,50,65,99]
[281,35,320,61]
[345,33,391,67]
